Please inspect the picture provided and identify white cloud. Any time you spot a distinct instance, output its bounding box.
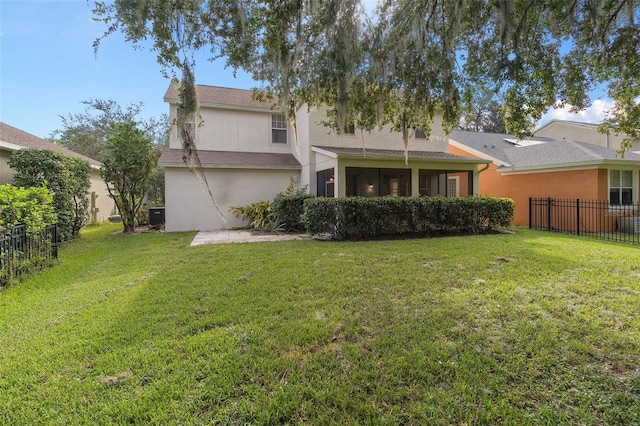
[537,98,615,127]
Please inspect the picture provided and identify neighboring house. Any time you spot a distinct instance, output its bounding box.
[534,119,640,152]
[159,84,490,231]
[0,122,115,223]
[449,130,640,226]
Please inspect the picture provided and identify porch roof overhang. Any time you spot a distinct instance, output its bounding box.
[312,145,490,166]
[158,148,302,170]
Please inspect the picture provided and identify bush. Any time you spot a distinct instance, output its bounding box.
[272,184,315,232]
[0,185,57,231]
[229,200,275,231]
[303,196,514,240]
[8,149,90,241]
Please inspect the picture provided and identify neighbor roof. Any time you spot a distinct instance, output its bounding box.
[164,84,277,111]
[0,122,101,167]
[449,130,554,165]
[503,139,640,169]
[158,148,301,169]
[312,145,489,163]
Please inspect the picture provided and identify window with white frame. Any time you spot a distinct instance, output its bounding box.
[609,169,634,205]
[272,114,287,143]
[447,176,459,197]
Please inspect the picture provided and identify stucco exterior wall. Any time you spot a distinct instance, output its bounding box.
[89,169,116,223]
[164,167,300,231]
[0,149,14,184]
[306,109,449,153]
[535,121,640,151]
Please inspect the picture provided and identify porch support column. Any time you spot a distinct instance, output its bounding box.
[473,169,481,196]
[411,167,420,196]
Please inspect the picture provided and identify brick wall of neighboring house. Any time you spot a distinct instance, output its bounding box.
[449,144,604,225]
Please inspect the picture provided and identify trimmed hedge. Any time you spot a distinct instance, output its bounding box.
[303,196,514,240]
[0,185,57,232]
[272,185,315,232]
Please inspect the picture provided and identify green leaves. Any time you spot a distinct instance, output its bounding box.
[100,122,155,233]
[8,149,90,241]
[94,0,639,148]
[0,185,57,232]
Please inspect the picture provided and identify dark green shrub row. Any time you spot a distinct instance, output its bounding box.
[8,149,90,241]
[303,196,514,240]
[272,185,315,231]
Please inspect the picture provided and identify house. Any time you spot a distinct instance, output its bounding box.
[158,84,490,232]
[534,119,640,152]
[449,129,640,226]
[0,122,115,223]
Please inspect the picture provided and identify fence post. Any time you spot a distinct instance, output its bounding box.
[529,197,532,229]
[547,197,552,231]
[576,199,580,236]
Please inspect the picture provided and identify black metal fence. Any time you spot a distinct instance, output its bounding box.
[0,224,58,287]
[530,198,640,245]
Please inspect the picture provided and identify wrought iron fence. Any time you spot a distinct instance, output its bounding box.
[529,198,640,245]
[0,224,58,287]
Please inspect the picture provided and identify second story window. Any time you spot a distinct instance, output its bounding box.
[343,123,355,135]
[415,129,426,139]
[272,114,287,143]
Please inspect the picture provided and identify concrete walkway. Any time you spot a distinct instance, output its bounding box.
[190,230,309,246]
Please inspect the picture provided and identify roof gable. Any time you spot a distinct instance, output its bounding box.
[164,84,278,111]
[0,122,101,167]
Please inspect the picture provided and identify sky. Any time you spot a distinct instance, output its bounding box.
[1,0,613,140]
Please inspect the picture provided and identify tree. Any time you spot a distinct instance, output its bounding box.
[92,0,639,152]
[459,92,507,134]
[52,99,169,163]
[52,99,169,206]
[100,122,155,233]
[8,149,91,241]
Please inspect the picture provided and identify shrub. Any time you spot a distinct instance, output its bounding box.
[303,195,514,240]
[8,149,90,241]
[0,185,57,231]
[272,184,315,232]
[229,200,275,231]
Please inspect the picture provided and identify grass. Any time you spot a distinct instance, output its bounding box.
[1,223,639,425]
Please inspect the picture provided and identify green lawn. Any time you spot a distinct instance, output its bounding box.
[1,224,639,425]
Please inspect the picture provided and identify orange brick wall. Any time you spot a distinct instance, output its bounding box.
[449,145,605,225]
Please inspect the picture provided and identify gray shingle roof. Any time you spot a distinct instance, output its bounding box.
[158,148,301,169]
[503,139,640,168]
[0,122,101,167]
[164,84,277,110]
[449,130,554,165]
[449,129,640,169]
[313,145,487,162]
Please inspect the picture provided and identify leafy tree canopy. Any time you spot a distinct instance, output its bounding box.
[93,0,639,151]
[52,99,169,163]
[100,122,155,233]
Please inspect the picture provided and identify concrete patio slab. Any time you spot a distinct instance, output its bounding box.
[190,230,309,246]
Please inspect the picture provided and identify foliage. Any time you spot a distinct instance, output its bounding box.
[1,224,640,424]
[93,1,639,152]
[303,196,514,240]
[272,184,315,232]
[8,149,90,241]
[229,200,275,231]
[0,185,57,231]
[459,91,507,134]
[51,99,169,203]
[100,122,156,233]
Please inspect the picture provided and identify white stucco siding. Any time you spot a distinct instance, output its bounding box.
[307,109,449,153]
[89,169,116,223]
[164,167,300,231]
